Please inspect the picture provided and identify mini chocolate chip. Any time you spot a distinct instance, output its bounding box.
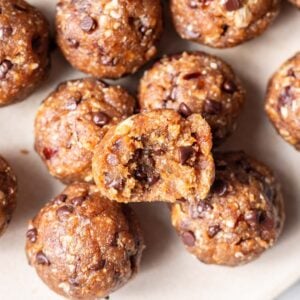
[178,146,195,165]
[207,225,221,238]
[57,205,74,221]
[203,99,222,115]
[178,103,192,118]
[105,297,110,300]
[36,251,50,266]
[71,196,86,206]
[53,194,68,205]
[12,4,28,11]
[26,228,38,243]
[221,24,229,36]
[66,94,82,110]
[69,277,80,287]
[224,0,242,11]
[181,231,196,246]
[92,112,110,126]
[244,210,259,227]
[43,147,57,160]
[211,179,228,196]
[222,80,237,94]
[80,16,97,33]
[147,173,160,186]
[183,72,202,80]
[0,60,13,79]
[90,259,106,271]
[279,86,293,106]
[67,38,80,48]
[0,26,12,39]
[287,68,296,77]
[196,201,212,216]
[32,35,42,52]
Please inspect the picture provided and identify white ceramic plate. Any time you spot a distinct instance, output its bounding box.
[0,1,299,299]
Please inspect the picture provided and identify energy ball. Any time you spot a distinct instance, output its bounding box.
[26,183,144,299]
[265,53,300,150]
[56,0,163,79]
[0,155,17,236]
[139,52,245,144]
[0,0,51,106]
[170,0,280,48]
[171,151,285,266]
[92,109,214,204]
[35,78,135,183]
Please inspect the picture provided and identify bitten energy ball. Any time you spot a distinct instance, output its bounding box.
[170,0,280,48]
[265,53,300,150]
[0,155,17,236]
[35,78,135,183]
[93,109,214,204]
[26,183,144,299]
[56,0,163,79]
[0,0,51,106]
[171,151,285,266]
[139,52,245,144]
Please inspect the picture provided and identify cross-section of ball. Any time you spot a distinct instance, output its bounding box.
[92,109,214,203]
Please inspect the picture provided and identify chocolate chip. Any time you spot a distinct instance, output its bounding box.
[222,80,237,94]
[0,60,13,79]
[92,112,110,126]
[80,16,97,33]
[131,149,160,186]
[178,146,195,165]
[203,99,222,115]
[207,225,221,238]
[43,147,57,160]
[211,179,228,196]
[287,68,296,77]
[32,35,42,52]
[181,231,196,246]
[279,86,293,107]
[57,205,74,221]
[178,103,192,118]
[53,194,68,205]
[66,94,82,110]
[90,259,106,271]
[224,0,242,11]
[221,24,229,36]
[12,4,28,12]
[183,72,202,80]
[71,196,86,206]
[0,26,12,40]
[191,201,212,218]
[36,251,50,266]
[26,228,38,243]
[69,277,80,287]
[67,38,80,48]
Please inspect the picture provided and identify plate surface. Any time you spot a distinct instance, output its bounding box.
[0,1,299,300]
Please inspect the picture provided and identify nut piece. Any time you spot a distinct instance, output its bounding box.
[0,0,51,106]
[171,151,285,266]
[92,109,215,203]
[170,0,280,48]
[0,155,17,236]
[56,0,163,78]
[25,183,144,299]
[265,52,300,150]
[35,78,135,183]
[139,51,245,145]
